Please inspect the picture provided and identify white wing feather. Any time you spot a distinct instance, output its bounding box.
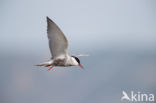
[47,17,68,59]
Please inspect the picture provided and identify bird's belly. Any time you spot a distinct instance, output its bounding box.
[53,59,72,67]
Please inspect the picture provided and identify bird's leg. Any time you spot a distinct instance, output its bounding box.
[47,66,53,71]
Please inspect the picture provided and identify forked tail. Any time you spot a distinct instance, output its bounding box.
[35,60,53,67]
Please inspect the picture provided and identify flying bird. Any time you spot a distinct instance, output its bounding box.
[36,17,84,70]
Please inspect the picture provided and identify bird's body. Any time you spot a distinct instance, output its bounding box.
[36,55,78,67]
[36,17,83,70]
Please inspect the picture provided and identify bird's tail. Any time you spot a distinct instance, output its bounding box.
[35,63,46,66]
[35,60,53,67]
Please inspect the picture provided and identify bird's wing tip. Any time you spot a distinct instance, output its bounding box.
[77,54,90,57]
[46,16,51,21]
[46,16,54,24]
[46,16,49,19]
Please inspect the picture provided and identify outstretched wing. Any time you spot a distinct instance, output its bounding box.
[73,54,89,57]
[47,17,68,59]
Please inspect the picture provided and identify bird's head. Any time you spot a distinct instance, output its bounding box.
[71,56,83,68]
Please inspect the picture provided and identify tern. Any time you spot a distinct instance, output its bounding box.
[36,17,84,70]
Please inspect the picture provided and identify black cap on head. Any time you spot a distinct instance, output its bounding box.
[72,56,80,64]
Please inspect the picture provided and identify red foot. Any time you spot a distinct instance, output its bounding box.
[48,66,53,71]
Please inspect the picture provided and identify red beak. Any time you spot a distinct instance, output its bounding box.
[78,64,84,68]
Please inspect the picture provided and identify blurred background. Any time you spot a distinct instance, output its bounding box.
[0,0,156,103]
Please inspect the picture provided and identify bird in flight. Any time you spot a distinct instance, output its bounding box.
[36,17,84,70]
